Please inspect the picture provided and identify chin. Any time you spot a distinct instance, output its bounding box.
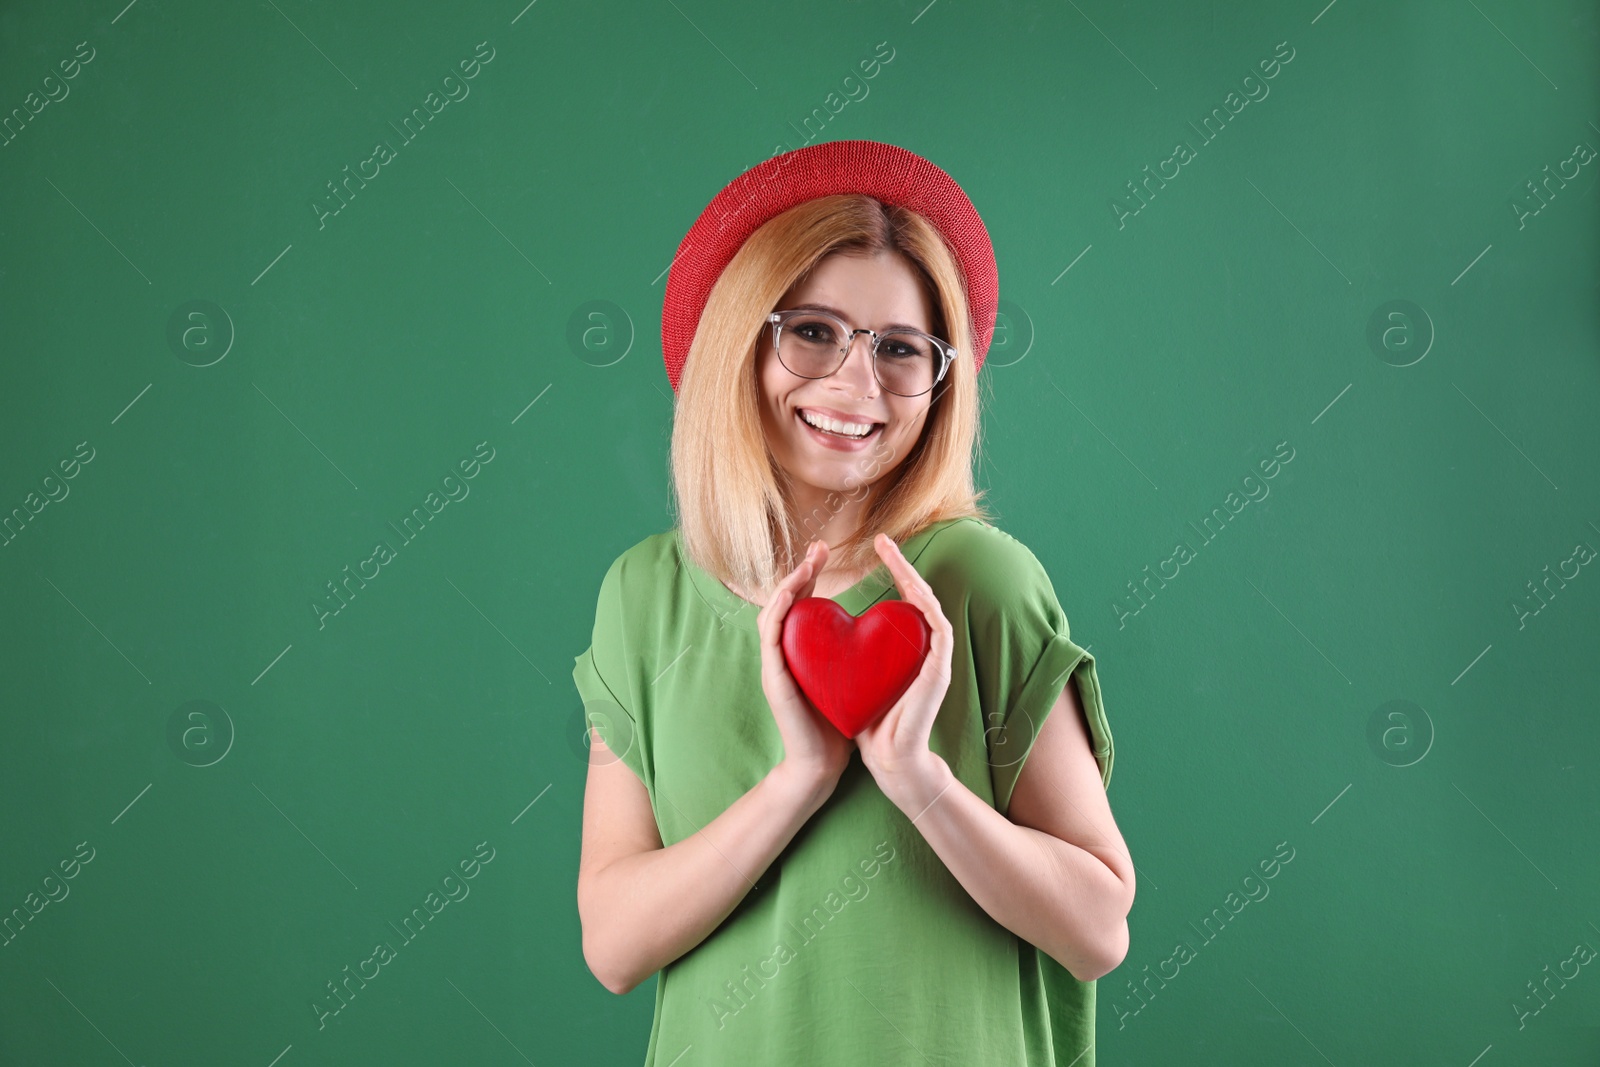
[804,465,882,496]
[788,443,900,497]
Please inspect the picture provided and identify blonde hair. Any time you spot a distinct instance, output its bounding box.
[670,193,995,598]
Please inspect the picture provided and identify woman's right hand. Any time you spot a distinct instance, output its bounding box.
[756,539,855,791]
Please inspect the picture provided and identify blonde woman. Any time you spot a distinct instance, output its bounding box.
[575,140,1133,1066]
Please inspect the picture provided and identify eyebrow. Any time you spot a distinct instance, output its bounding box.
[787,302,930,335]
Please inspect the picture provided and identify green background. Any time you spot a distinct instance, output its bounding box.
[2,0,1597,1063]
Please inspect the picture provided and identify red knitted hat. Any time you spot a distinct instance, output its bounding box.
[661,139,998,393]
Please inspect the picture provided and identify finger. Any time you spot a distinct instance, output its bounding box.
[763,544,813,618]
[778,540,820,605]
[879,541,952,683]
[797,540,827,601]
[904,619,955,711]
[763,543,818,653]
[919,620,954,686]
[876,533,939,619]
[874,533,918,597]
[757,583,781,651]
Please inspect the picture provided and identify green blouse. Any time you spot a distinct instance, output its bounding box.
[573,516,1115,1066]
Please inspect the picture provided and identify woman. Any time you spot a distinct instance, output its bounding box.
[574,140,1133,1065]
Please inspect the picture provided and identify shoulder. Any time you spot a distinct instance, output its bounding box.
[917,517,1055,590]
[915,518,1069,632]
[586,528,681,617]
[595,527,678,585]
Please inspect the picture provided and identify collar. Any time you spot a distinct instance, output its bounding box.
[676,518,968,633]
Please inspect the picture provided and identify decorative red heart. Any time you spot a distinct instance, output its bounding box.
[780,598,931,738]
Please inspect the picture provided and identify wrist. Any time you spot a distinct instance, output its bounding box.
[873,751,954,819]
[770,758,842,809]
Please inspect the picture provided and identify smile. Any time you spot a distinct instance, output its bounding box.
[795,408,884,450]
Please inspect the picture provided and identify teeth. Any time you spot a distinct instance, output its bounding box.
[799,409,875,438]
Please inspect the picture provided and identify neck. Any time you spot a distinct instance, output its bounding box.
[784,480,874,560]
[721,485,881,606]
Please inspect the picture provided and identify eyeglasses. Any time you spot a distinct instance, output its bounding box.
[767,308,956,398]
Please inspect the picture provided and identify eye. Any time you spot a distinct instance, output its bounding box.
[878,333,931,360]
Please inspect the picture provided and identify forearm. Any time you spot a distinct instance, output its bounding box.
[584,762,836,994]
[885,755,1131,981]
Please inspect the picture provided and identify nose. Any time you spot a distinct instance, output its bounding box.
[834,331,879,396]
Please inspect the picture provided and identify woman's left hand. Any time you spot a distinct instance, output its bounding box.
[855,533,955,807]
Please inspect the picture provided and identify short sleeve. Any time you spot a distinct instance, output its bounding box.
[967,527,1114,817]
[571,555,648,787]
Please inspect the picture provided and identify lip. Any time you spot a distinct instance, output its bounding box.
[798,406,882,426]
[794,408,883,452]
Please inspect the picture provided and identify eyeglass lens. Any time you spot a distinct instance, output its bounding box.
[777,313,942,397]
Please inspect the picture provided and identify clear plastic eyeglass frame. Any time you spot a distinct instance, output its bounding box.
[767,309,956,398]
